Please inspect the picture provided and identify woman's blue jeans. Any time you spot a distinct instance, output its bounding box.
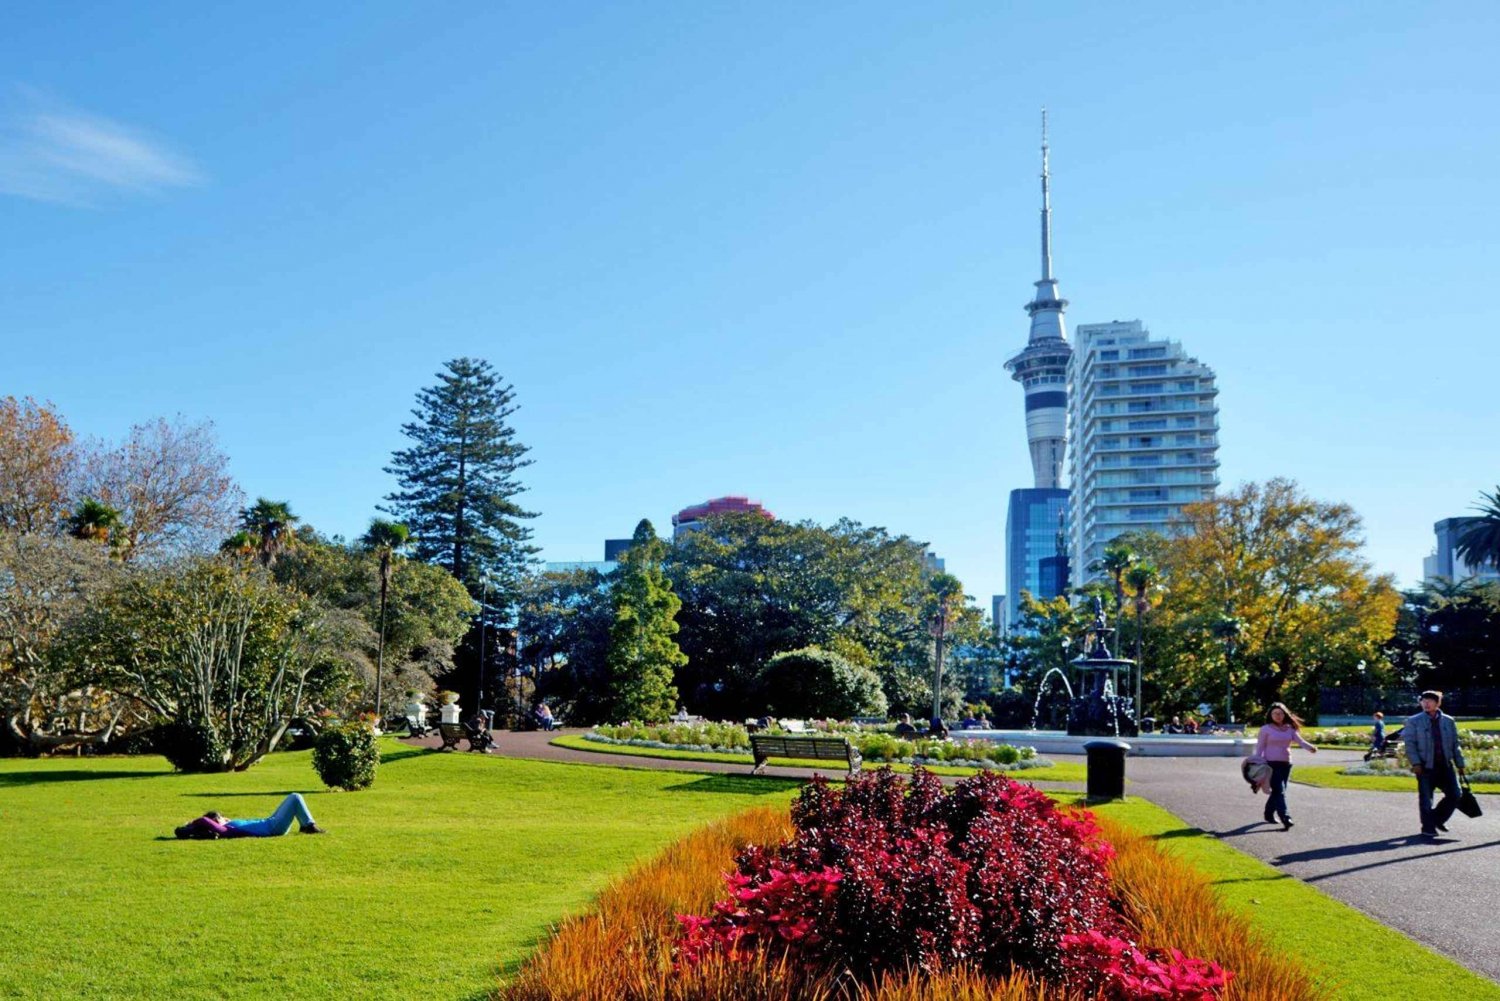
[230,793,317,837]
[1265,761,1293,822]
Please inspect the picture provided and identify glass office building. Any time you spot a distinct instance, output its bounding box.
[1005,487,1070,628]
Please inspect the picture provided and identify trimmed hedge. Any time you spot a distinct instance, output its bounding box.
[312,721,379,791]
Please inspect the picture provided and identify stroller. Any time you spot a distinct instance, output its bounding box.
[1363,725,1402,762]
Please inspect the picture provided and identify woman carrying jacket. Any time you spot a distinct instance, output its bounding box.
[1254,702,1318,829]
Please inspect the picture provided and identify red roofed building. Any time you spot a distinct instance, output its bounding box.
[671,495,774,539]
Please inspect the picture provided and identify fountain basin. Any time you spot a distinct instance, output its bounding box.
[965,728,1251,758]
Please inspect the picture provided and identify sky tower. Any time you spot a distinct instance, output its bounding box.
[1003,110,1072,489]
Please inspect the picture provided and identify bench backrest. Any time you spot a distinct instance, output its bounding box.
[439,723,468,737]
[749,735,851,760]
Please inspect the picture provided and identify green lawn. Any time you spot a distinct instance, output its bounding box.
[4,744,1492,1001]
[0,740,798,1001]
[547,733,1090,783]
[1291,763,1500,794]
[1073,796,1500,1001]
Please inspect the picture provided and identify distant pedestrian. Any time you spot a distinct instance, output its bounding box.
[1363,711,1386,761]
[1403,691,1467,838]
[1254,702,1318,830]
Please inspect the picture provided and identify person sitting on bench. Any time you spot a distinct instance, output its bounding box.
[533,702,557,732]
[175,793,326,838]
[465,709,495,750]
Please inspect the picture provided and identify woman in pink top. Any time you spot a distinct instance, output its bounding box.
[1255,702,1318,829]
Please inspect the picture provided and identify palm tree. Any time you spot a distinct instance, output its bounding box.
[1089,541,1138,615]
[1124,561,1161,723]
[238,499,299,568]
[361,518,410,717]
[926,572,965,725]
[67,498,125,555]
[1454,485,1500,576]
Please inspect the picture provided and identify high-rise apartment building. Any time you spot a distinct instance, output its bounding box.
[1423,517,1500,582]
[1067,320,1220,575]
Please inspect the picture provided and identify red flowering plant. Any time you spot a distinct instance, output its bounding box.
[676,768,1232,997]
[1061,928,1233,1000]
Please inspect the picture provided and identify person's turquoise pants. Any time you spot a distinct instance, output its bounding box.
[227,793,317,837]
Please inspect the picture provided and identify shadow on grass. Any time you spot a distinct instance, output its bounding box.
[180,789,322,798]
[661,774,802,796]
[379,747,431,765]
[1150,826,1208,841]
[1211,873,1296,886]
[0,768,167,788]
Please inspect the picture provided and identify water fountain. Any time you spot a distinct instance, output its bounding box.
[1029,667,1075,731]
[1065,598,1138,737]
[969,598,1251,756]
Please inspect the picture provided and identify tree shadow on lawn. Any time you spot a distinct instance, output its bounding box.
[0,768,168,788]
[660,774,803,796]
[378,747,431,765]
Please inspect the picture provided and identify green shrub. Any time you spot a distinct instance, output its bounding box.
[756,647,888,720]
[312,721,379,791]
[160,721,231,773]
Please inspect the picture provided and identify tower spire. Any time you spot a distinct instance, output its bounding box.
[1040,107,1052,282]
[1004,107,1072,490]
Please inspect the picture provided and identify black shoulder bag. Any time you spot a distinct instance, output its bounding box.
[1455,769,1484,819]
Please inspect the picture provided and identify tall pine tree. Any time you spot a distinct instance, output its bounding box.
[604,520,685,722]
[384,358,538,605]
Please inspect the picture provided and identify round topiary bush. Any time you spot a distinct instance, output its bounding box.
[312,720,379,791]
[757,647,888,720]
[160,721,231,773]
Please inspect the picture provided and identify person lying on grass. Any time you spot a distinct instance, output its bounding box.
[174,793,327,839]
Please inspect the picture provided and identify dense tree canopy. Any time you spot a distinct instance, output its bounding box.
[1146,479,1400,718]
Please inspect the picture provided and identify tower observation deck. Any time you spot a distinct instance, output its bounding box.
[1003,111,1072,490]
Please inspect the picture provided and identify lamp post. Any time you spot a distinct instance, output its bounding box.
[1212,613,1243,724]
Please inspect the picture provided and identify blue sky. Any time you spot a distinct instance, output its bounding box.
[4,2,1497,607]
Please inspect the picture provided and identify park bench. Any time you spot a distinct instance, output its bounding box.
[1211,722,1247,735]
[438,723,491,752]
[749,734,861,777]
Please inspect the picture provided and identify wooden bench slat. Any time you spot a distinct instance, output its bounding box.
[748,735,861,776]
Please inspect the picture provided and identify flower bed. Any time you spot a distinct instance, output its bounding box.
[1340,749,1500,783]
[1311,728,1499,750]
[499,769,1319,1000]
[589,724,1051,771]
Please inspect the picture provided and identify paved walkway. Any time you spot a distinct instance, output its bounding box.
[1122,751,1500,982]
[407,730,1498,982]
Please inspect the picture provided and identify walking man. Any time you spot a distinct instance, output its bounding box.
[1403,690,1467,838]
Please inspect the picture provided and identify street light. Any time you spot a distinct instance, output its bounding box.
[1212,612,1244,724]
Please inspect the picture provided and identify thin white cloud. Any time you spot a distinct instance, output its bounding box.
[0,97,202,206]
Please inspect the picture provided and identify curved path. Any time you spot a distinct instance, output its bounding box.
[406,729,1499,983]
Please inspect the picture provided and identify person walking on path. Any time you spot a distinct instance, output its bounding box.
[1363,711,1387,761]
[1254,703,1318,829]
[1403,690,1468,838]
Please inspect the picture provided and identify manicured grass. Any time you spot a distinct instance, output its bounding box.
[0,740,799,1001]
[547,733,1090,783]
[1069,795,1500,1001]
[1291,763,1500,794]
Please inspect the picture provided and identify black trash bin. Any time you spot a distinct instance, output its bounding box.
[1083,739,1131,801]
